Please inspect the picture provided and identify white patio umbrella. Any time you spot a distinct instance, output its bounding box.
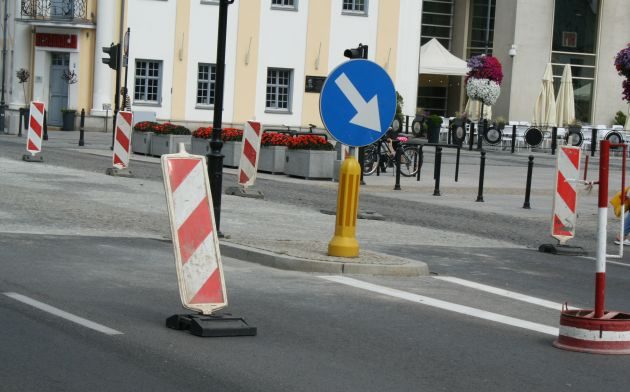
[625,106,630,130]
[464,98,492,122]
[532,63,557,127]
[556,64,576,127]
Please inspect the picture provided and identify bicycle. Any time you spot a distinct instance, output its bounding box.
[362,136,420,177]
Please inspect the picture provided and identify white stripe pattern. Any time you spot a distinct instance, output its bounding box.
[27,101,44,153]
[172,161,206,228]
[552,146,580,240]
[560,325,630,342]
[181,235,218,302]
[113,111,133,169]
[238,121,261,188]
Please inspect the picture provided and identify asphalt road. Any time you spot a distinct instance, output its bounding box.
[2,134,630,391]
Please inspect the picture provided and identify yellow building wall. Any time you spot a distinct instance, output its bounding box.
[375,0,400,81]
[170,0,191,120]
[78,29,95,112]
[232,0,261,123]
[300,0,332,128]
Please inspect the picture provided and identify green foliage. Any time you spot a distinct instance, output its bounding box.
[614,111,627,126]
[426,114,443,128]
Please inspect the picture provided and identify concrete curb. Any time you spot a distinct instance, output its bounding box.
[219,241,429,277]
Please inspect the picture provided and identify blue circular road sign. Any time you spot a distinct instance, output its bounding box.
[319,59,396,147]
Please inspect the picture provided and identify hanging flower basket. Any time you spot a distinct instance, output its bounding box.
[465,55,503,107]
[615,43,630,102]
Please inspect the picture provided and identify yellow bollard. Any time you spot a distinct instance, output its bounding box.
[328,155,361,257]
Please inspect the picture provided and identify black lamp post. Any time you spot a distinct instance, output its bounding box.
[0,0,9,133]
[207,0,234,234]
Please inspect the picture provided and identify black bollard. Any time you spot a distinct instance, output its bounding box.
[476,151,486,202]
[376,140,381,176]
[511,124,516,153]
[447,119,452,145]
[394,144,402,190]
[523,155,534,209]
[469,123,475,151]
[590,128,597,157]
[359,146,366,185]
[78,108,85,146]
[455,146,461,182]
[416,145,423,181]
[551,127,557,155]
[43,111,48,141]
[433,146,442,196]
[18,108,23,137]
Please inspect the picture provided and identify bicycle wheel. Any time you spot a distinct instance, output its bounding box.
[362,145,380,176]
[399,146,420,177]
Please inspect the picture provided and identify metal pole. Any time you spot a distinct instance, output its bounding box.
[0,0,8,133]
[79,108,85,146]
[394,144,401,191]
[484,0,492,55]
[477,119,485,150]
[476,151,486,202]
[591,128,597,157]
[207,0,234,235]
[523,155,534,209]
[551,126,557,155]
[511,124,516,154]
[433,146,442,196]
[18,108,23,137]
[583,154,589,181]
[416,145,423,181]
[455,146,460,182]
[111,0,125,150]
[359,146,366,185]
[469,122,475,151]
[123,28,130,110]
[43,110,48,141]
[595,140,610,318]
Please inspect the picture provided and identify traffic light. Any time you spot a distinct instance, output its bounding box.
[344,43,368,59]
[102,43,120,70]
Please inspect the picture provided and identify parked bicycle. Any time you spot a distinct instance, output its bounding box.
[362,135,420,177]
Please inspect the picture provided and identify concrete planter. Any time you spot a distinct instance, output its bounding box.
[258,145,287,174]
[223,141,242,167]
[150,134,191,156]
[285,149,335,180]
[191,137,211,156]
[132,131,153,155]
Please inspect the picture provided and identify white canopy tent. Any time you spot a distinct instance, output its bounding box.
[419,38,469,76]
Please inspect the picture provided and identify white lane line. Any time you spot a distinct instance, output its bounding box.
[319,276,558,336]
[4,292,123,336]
[433,276,577,311]
[581,255,630,268]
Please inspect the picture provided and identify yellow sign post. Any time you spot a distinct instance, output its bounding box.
[328,151,361,257]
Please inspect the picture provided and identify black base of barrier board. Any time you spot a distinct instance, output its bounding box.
[225,185,264,199]
[22,154,43,162]
[539,243,587,256]
[105,167,134,178]
[166,313,257,337]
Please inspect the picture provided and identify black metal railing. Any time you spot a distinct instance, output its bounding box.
[21,0,87,21]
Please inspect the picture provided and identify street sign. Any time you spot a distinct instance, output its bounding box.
[320,59,396,147]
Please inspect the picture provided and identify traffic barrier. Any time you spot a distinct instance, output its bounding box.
[523,155,534,209]
[238,121,262,187]
[105,111,134,177]
[394,145,402,191]
[553,140,630,354]
[551,127,557,155]
[328,151,361,257]
[539,145,586,255]
[162,145,255,337]
[476,151,486,202]
[225,121,264,199]
[22,101,45,162]
[433,146,442,196]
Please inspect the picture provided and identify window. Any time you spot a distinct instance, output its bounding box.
[467,0,496,57]
[266,68,292,112]
[342,0,367,15]
[420,0,454,49]
[134,60,162,104]
[196,63,216,107]
[551,0,600,123]
[271,0,297,10]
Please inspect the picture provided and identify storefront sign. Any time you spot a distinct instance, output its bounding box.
[35,33,77,49]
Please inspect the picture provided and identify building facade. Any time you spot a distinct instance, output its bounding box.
[1,0,628,134]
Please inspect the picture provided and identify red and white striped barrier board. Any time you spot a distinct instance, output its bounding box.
[161,149,227,315]
[551,146,581,244]
[238,121,262,188]
[112,111,133,169]
[26,101,45,155]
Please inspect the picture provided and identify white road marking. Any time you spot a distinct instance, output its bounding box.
[580,255,630,268]
[433,276,577,311]
[4,292,123,336]
[319,276,558,336]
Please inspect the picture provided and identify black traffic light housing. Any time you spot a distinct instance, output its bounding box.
[344,43,368,59]
[102,43,120,70]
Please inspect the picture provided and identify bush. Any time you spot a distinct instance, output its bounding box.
[614,111,627,126]
[154,122,191,135]
[133,121,160,132]
[193,126,213,139]
[426,114,443,128]
[221,128,243,142]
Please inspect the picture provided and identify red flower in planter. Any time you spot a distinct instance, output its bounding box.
[193,126,213,139]
[287,135,334,151]
[133,121,160,132]
[221,128,244,142]
[261,132,292,146]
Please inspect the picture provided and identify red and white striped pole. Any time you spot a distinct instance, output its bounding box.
[595,140,609,318]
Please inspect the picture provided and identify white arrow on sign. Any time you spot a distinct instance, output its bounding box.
[334,73,382,133]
